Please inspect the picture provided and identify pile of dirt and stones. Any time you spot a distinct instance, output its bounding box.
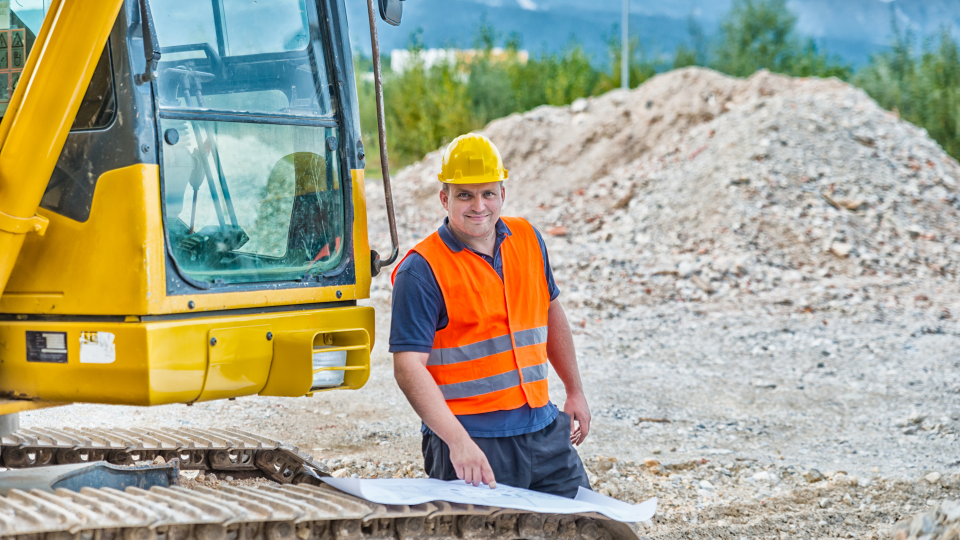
[351,65,960,539]
[894,499,960,540]
[373,67,960,321]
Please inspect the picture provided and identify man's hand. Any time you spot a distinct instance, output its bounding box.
[449,435,497,488]
[564,390,591,445]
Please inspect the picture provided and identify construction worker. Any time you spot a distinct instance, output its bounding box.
[390,133,592,498]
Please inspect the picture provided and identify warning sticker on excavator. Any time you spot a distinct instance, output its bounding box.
[26,331,68,363]
[79,332,116,364]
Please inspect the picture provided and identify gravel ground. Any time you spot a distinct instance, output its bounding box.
[22,67,960,538]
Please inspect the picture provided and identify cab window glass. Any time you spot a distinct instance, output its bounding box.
[161,120,345,285]
[72,45,116,130]
[151,0,332,118]
[0,1,45,118]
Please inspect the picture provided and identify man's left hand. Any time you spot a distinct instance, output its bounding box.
[564,391,591,445]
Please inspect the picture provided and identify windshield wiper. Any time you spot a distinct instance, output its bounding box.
[134,0,161,85]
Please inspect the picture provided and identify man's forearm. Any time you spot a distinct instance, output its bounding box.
[546,299,584,395]
[393,351,471,445]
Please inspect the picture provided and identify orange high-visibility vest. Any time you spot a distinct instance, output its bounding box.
[391,216,551,415]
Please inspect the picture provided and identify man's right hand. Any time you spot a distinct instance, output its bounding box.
[393,351,497,488]
[449,436,496,488]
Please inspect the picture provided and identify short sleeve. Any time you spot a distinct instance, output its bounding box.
[389,253,446,353]
[532,227,561,301]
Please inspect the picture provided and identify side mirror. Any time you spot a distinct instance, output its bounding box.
[378,0,402,26]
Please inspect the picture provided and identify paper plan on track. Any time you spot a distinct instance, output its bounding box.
[321,478,657,523]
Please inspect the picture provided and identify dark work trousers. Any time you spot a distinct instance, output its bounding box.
[421,412,592,498]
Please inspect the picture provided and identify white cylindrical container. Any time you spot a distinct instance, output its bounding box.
[311,348,347,388]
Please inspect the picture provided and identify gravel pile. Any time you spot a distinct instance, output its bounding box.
[894,499,960,540]
[378,67,960,320]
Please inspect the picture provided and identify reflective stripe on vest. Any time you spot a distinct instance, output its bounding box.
[391,216,552,415]
[427,326,548,366]
[438,363,548,400]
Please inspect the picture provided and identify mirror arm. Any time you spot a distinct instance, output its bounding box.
[366,0,400,277]
[135,0,161,85]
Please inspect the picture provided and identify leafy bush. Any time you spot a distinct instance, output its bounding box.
[855,25,960,159]
[710,0,849,78]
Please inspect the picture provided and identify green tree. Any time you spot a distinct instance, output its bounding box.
[855,24,960,159]
[712,0,849,78]
[673,17,708,69]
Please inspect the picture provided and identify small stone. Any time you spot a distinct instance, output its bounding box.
[804,469,826,483]
[941,500,960,523]
[606,483,620,497]
[752,471,778,484]
[196,474,206,483]
[643,458,660,468]
[546,226,568,236]
[903,426,918,435]
[596,460,614,472]
[819,498,832,509]
[652,448,662,455]
[924,472,942,484]
[910,513,935,536]
[599,488,611,497]
[332,468,350,478]
[699,480,715,490]
[783,270,803,283]
[153,456,166,465]
[678,261,696,278]
[207,473,218,483]
[225,476,234,481]
[751,379,777,389]
[830,243,852,258]
[843,493,853,505]
[570,98,589,113]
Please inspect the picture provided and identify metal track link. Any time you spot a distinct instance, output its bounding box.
[0,427,328,485]
[0,483,640,540]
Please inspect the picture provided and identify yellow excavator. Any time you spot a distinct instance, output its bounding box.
[0,1,638,538]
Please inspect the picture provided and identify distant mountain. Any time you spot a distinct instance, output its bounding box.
[345,0,960,69]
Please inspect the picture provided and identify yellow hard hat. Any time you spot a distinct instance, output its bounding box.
[438,133,509,184]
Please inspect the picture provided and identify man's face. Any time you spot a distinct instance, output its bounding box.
[439,182,505,239]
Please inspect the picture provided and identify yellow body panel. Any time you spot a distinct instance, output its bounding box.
[0,399,65,416]
[0,306,374,405]
[2,165,165,315]
[0,0,124,296]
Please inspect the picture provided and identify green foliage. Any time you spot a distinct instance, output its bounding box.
[673,17,708,69]
[855,25,960,159]
[711,0,849,78]
[594,27,662,93]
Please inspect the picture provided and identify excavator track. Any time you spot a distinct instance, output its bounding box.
[0,428,643,540]
[0,427,328,485]
[0,482,638,540]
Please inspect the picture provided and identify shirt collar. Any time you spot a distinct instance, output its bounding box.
[438,217,512,253]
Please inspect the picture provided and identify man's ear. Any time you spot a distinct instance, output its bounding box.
[439,186,449,211]
[500,184,506,206]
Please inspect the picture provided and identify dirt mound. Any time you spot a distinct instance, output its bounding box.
[383,67,960,317]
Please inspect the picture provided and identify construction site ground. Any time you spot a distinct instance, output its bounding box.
[22,67,960,539]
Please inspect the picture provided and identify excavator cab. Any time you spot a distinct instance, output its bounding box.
[0,0,399,409]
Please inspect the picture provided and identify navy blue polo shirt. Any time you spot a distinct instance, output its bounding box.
[390,217,561,438]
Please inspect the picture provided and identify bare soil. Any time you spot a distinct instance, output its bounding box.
[24,68,960,538]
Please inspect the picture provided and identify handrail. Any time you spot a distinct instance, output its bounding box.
[365,0,400,277]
